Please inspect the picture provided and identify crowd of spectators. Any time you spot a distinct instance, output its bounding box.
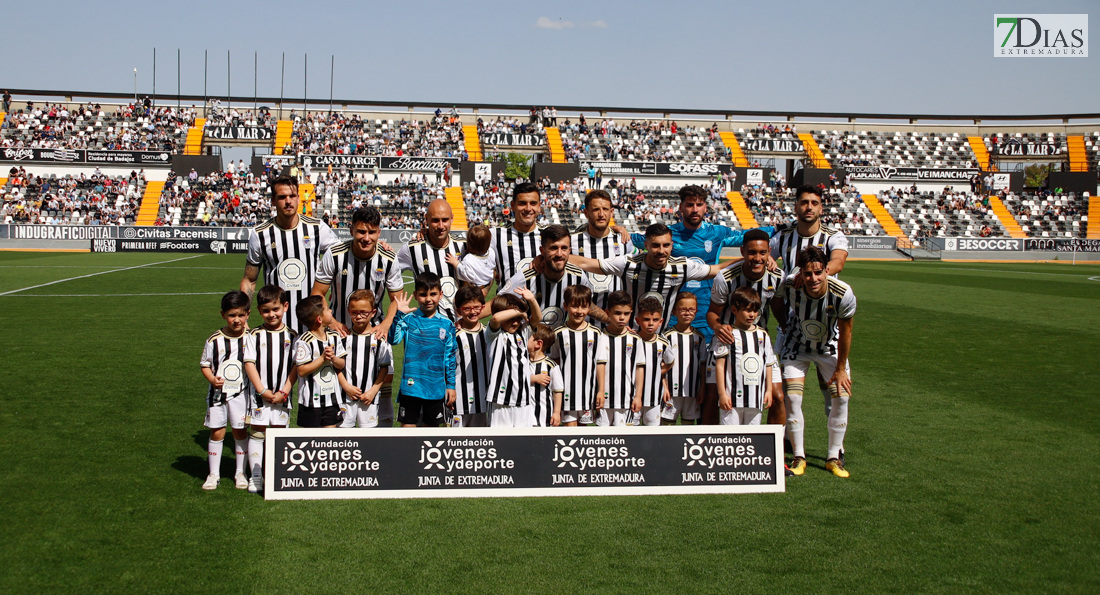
[0,100,195,152]
[203,100,276,128]
[157,160,270,227]
[1,166,145,225]
[287,110,463,159]
[558,117,727,163]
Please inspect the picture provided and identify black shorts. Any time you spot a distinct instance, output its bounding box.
[398,396,446,426]
[297,403,343,428]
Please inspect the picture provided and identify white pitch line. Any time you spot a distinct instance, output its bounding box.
[0,255,203,296]
[1,292,225,297]
[916,265,1097,278]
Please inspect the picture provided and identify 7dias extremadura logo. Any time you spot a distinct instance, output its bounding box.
[995,14,1087,57]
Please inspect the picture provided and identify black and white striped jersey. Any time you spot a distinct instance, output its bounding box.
[595,329,642,410]
[571,227,634,312]
[663,327,706,399]
[396,234,466,321]
[601,253,712,332]
[769,225,848,277]
[487,326,533,407]
[293,329,348,408]
[501,264,592,329]
[316,242,404,328]
[710,262,783,329]
[339,331,392,394]
[247,215,339,331]
[637,335,675,407]
[779,275,857,359]
[243,325,298,408]
[531,357,564,427]
[490,224,543,283]
[549,323,603,411]
[712,327,776,409]
[455,323,492,415]
[200,330,250,406]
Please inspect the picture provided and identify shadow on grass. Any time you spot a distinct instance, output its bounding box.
[172,430,243,480]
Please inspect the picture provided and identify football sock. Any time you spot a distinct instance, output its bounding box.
[784,381,805,458]
[207,439,224,476]
[820,379,833,417]
[234,439,248,475]
[827,396,850,460]
[248,437,264,479]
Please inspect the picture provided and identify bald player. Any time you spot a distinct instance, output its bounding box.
[396,199,467,321]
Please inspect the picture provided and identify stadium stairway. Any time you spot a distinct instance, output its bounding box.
[182,118,205,156]
[444,187,468,231]
[860,195,905,238]
[718,132,749,167]
[545,127,566,163]
[462,125,482,161]
[1087,197,1100,239]
[726,191,759,228]
[798,133,830,168]
[299,183,316,216]
[967,136,996,171]
[135,181,166,225]
[1067,135,1088,172]
[987,195,1026,238]
[274,120,294,155]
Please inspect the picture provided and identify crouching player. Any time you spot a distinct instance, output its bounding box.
[338,289,393,428]
[294,296,348,428]
[777,246,856,477]
[200,291,252,491]
[662,292,706,425]
[713,287,774,425]
[242,286,298,493]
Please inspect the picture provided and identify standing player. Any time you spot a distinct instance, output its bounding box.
[713,287,775,425]
[490,182,543,282]
[293,296,348,428]
[571,189,634,316]
[529,323,564,427]
[337,290,393,429]
[242,286,298,494]
[486,291,543,427]
[570,223,731,332]
[550,286,605,427]
[452,285,492,427]
[388,273,457,427]
[200,291,252,491]
[595,291,643,426]
[633,297,675,426]
[662,292,707,425]
[396,199,467,321]
[777,246,856,478]
[501,224,600,328]
[242,175,339,332]
[708,228,785,426]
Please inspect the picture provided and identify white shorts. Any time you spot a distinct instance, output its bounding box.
[452,413,487,428]
[771,362,782,385]
[596,408,629,427]
[340,399,380,428]
[662,396,700,421]
[720,406,763,426]
[489,404,535,428]
[639,406,662,426]
[248,402,290,427]
[782,352,852,395]
[561,410,582,424]
[205,394,249,430]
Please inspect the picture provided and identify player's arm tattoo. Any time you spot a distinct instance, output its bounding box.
[241,263,260,298]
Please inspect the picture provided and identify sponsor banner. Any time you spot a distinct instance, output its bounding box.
[204,126,275,141]
[264,426,784,500]
[994,14,1088,58]
[10,224,116,240]
[943,238,1023,251]
[992,173,1011,191]
[994,141,1062,157]
[581,161,733,177]
[581,161,657,176]
[1,224,418,244]
[0,148,172,165]
[849,236,898,250]
[483,133,545,147]
[655,162,733,176]
[1024,238,1100,252]
[746,169,764,185]
[845,166,981,182]
[297,155,459,171]
[91,237,248,254]
[85,150,172,165]
[743,138,805,153]
[1,147,85,163]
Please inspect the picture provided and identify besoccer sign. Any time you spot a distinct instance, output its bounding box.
[994,14,1087,57]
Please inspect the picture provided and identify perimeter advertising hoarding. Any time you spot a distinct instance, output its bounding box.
[844,166,981,182]
[90,238,248,254]
[298,155,460,171]
[848,236,898,250]
[265,426,784,500]
[580,161,734,176]
[0,148,172,165]
[943,238,1023,251]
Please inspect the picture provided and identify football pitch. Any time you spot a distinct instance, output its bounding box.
[1,251,1098,593]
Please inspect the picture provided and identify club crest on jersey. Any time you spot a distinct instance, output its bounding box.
[704,240,713,252]
[826,305,836,316]
[439,328,446,340]
[303,236,312,249]
[422,259,430,266]
[373,267,385,281]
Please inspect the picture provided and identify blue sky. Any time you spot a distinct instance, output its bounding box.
[0,0,1093,117]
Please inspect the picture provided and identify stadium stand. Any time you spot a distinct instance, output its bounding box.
[812,130,976,168]
[874,188,1012,239]
[0,102,193,151]
[1000,191,1089,238]
[1,167,145,225]
[558,119,728,162]
[287,111,463,158]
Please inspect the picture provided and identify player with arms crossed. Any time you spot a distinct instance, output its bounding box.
[242,175,338,331]
[776,246,856,478]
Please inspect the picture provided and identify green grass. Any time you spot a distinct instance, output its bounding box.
[1,253,1098,593]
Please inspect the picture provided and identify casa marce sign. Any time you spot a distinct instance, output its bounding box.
[298,154,460,171]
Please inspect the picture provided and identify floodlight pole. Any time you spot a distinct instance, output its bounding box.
[133,68,137,105]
